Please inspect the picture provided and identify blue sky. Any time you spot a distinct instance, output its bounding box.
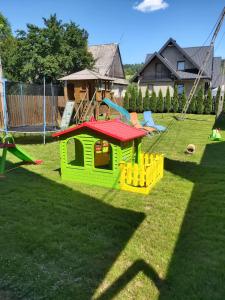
[0,0,225,64]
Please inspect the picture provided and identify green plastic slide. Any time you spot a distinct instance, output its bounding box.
[8,145,41,164]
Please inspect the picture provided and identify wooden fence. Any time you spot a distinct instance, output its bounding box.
[0,95,124,130]
[0,95,66,130]
[120,153,164,195]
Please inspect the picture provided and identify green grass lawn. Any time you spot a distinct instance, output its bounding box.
[1,113,225,299]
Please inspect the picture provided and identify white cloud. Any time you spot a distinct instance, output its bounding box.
[133,0,169,13]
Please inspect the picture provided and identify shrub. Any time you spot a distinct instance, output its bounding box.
[180,87,187,112]
[150,89,157,112]
[188,95,196,114]
[173,85,179,113]
[157,89,164,112]
[215,86,221,115]
[128,84,137,112]
[136,89,143,112]
[123,91,129,110]
[143,88,150,111]
[165,87,171,112]
[196,87,204,114]
[204,88,212,114]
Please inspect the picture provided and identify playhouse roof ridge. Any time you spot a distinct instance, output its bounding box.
[53,119,147,141]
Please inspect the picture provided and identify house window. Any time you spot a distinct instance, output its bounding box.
[178,84,184,95]
[177,61,185,71]
[94,140,113,170]
[67,138,84,167]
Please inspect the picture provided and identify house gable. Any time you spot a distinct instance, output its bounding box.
[88,44,125,79]
[133,52,180,83]
[159,38,199,73]
[107,45,125,79]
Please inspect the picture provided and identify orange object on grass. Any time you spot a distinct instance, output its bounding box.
[130,112,156,133]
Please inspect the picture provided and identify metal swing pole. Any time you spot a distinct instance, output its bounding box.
[2,78,8,135]
[43,76,46,144]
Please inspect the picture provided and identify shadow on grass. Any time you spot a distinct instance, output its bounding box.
[13,134,55,145]
[96,259,163,300]
[214,114,225,130]
[159,141,225,299]
[0,162,146,299]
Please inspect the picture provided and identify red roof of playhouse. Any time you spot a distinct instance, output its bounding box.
[53,120,147,142]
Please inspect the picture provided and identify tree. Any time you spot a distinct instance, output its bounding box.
[143,88,150,111]
[204,88,212,114]
[10,14,94,83]
[150,89,157,112]
[196,87,204,114]
[215,86,221,115]
[180,87,187,112]
[136,88,143,112]
[188,95,196,114]
[157,89,164,112]
[173,85,179,113]
[123,91,129,110]
[165,87,171,112]
[0,13,17,80]
[124,64,144,79]
[129,85,137,112]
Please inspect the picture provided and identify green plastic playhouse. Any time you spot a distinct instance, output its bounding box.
[53,120,164,194]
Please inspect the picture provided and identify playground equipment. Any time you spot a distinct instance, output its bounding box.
[0,133,42,175]
[178,7,225,120]
[53,119,164,194]
[209,129,223,141]
[130,112,156,133]
[102,98,130,121]
[143,111,166,132]
[0,79,60,144]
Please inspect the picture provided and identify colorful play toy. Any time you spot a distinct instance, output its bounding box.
[143,111,166,132]
[0,133,42,175]
[53,120,164,194]
[209,129,223,141]
[185,144,196,155]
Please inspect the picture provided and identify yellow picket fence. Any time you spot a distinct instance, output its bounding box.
[120,153,164,195]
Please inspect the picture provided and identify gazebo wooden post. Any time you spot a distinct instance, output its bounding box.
[64,80,68,101]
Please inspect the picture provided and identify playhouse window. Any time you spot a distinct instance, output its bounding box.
[94,140,113,170]
[67,138,84,167]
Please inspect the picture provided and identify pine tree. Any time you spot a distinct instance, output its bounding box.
[196,87,204,114]
[173,85,179,113]
[143,88,150,111]
[165,87,171,112]
[204,88,212,114]
[188,95,196,114]
[123,91,129,111]
[180,87,187,112]
[136,89,143,112]
[157,89,164,112]
[150,89,157,112]
[215,86,221,115]
[129,85,137,112]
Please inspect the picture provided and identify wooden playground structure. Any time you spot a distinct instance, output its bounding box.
[60,69,115,125]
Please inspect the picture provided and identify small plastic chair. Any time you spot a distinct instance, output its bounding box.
[143,111,166,132]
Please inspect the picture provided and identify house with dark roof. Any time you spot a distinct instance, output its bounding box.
[132,38,225,96]
[88,43,128,97]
